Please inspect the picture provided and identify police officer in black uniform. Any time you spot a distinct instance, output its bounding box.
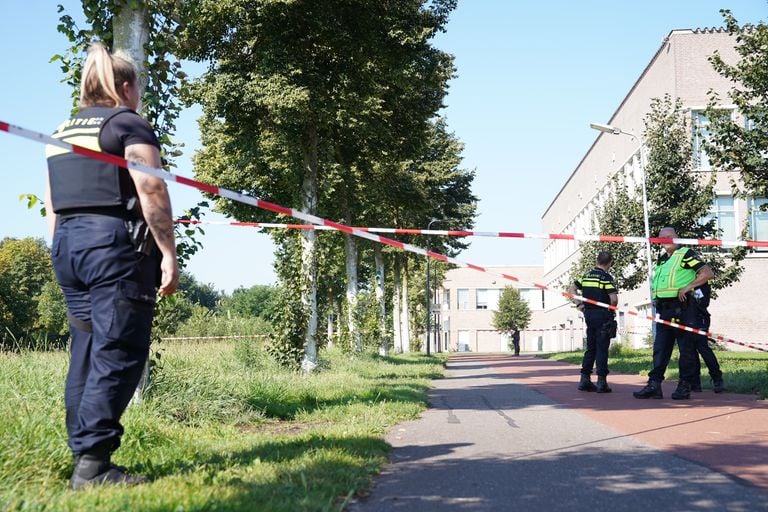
[45,43,179,489]
[569,251,619,393]
[689,282,726,393]
[633,227,714,400]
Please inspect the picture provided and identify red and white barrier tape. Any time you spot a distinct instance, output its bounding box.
[175,219,768,249]
[3,120,765,353]
[161,335,267,341]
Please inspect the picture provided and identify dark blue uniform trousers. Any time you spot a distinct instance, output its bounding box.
[648,301,702,384]
[52,215,157,456]
[581,309,614,377]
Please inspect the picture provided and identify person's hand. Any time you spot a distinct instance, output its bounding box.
[158,254,180,296]
[678,285,693,302]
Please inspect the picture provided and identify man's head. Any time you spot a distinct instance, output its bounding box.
[658,227,679,255]
[596,250,614,269]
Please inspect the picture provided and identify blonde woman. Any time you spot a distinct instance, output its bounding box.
[45,42,179,489]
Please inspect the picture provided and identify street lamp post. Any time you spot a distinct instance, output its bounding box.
[590,123,655,320]
[425,218,443,356]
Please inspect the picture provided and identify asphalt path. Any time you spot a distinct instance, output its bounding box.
[348,354,768,512]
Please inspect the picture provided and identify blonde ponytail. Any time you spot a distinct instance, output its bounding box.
[79,42,138,108]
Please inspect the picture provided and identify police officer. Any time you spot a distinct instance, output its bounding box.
[633,227,714,400]
[569,250,618,393]
[511,327,521,356]
[689,282,726,393]
[45,43,179,489]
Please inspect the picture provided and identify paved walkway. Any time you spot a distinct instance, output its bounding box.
[349,354,768,512]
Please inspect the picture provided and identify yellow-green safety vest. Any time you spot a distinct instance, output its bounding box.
[652,248,697,299]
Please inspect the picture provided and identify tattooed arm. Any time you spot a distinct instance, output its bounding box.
[126,143,179,296]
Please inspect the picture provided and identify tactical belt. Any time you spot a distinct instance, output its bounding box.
[57,206,130,219]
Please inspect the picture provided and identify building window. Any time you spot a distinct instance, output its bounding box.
[520,288,545,311]
[702,196,737,241]
[457,288,469,310]
[692,111,711,170]
[476,289,489,310]
[476,289,501,310]
[442,289,450,309]
[749,197,768,242]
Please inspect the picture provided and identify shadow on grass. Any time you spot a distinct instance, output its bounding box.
[246,380,433,420]
[139,434,396,511]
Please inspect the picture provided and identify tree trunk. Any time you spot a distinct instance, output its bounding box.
[113,3,150,400]
[401,255,411,352]
[392,254,402,353]
[300,124,319,371]
[326,294,335,349]
[374,245,388,356]
[113,4,149,104]
[344,233,361,351]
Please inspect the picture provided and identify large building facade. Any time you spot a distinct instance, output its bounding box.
[438,266,571,353]
[541,28,768,349]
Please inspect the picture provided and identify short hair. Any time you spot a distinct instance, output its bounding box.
[80,42,137,108]
[597,251,614,266]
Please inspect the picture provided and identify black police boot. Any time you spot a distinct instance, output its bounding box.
[671,380,691,400]
[690,378,702,392]
[633,380,662,399]
[70,450,148,490]
[713,377,726,394]
[578,374,597,392]
[596,375,612,393]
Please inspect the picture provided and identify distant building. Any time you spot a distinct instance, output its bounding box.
[540,28,768,348]
[438,266,578,353]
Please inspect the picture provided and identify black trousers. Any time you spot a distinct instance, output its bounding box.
[52,215,158,456]
[648,301,703,383]
[581,309,614,377]
[691,312,722,385]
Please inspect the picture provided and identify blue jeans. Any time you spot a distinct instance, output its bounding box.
[52,215,158,455]
[581,309,614,377]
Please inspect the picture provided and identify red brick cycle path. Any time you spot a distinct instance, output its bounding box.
[452,353,768,494]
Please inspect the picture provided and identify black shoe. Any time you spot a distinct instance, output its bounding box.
[713,377,726,394]
[70,454,148,490]
[633,380,662,399]
[578,374,597,392]
[671,380,691,400]
[596,376,612,394]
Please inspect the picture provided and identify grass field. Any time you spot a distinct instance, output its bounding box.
[0,341,446,511]
[540,344,768,398]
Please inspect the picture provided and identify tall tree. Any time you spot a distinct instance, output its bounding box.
[493,287,532,336]
[571,95,745,295]
[706,10,768,199]
[183,0,460,363]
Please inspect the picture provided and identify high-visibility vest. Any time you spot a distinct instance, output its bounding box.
[652,248,697,299]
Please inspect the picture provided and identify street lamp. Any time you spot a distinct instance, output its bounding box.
[425,218,444,356]
[590,122,655,318]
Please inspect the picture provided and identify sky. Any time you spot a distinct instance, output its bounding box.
[1,1,766,293]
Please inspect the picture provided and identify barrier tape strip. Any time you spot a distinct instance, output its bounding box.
[2,120,764,353]
[175,219,768,249]
[161,335,267,341]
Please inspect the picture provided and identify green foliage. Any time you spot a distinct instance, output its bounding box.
[54,1,187,164]
[644,95,746,294]
[34,281,69,339]
[571,95,746,296]
[571,181,647,291]
[706,10,768,199]
[178,270,221,310]
[268,231,309,369]
[0,238,66,347]
[221,284,278,319]
[172,307,272,339]
[0,342,445,510]
[493,286,532,336]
